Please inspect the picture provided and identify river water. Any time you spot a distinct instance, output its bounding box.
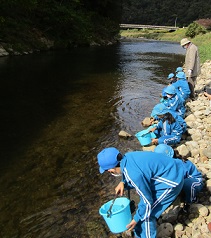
[0,40,185,238]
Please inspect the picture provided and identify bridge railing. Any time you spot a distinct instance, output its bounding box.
[120,24,179,31]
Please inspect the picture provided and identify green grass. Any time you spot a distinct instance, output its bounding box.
[192,33,211,63]
[120,28,211,63]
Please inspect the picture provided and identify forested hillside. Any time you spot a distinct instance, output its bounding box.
[0,0,122,51]
[0,0,211,52]
[122,0,211,27]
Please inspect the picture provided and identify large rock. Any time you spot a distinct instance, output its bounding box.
[0,46,9,56]
[141,117,152,127]
[185,141,199,151]
[157,223,174,238]
[203,148,211,159]
[118,130,132,138]
[185,114,197,122]
[177,144,190,157]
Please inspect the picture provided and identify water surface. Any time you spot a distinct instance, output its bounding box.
[0,40,185,237]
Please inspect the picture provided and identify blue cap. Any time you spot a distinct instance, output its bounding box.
[154,144,174,157]
[97,147,120,174]
[176,71,186,79]
[175,67,183,73]
[151,103,168,117]
[167,73,174,79]
[164,85,176,95]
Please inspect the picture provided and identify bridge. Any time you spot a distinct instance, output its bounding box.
[120,24,178,31]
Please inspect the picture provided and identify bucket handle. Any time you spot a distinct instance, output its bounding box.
[107,193,118,218]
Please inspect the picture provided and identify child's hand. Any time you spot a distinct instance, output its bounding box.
[151,138,158,145]
[115,182,124,196]
[149,127,156,132]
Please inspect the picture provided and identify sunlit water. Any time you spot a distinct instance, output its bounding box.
[0,39,185,238]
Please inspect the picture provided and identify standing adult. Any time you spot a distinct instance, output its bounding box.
[180,38,200,99]
[97,147,184,238]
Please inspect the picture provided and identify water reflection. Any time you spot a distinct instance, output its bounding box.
[114,40,184,134]
[0,40,184,237]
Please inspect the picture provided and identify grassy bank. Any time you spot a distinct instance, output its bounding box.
[120,28,211,63]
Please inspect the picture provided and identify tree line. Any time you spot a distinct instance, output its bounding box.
[0,0,210,50]
[0,0,122,49]
[121,0,211,27]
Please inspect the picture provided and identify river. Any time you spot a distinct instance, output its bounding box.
[0,39,185,238]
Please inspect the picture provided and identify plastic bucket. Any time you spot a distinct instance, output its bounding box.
[99,197,132,234]
[135,129,156,146]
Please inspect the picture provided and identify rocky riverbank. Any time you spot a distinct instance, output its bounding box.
[117,60,211,238]
[156,60,211,238]
[0,38,118,57]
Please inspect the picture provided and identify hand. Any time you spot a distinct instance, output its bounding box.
[149,127,156,132]
[151,138,158,144]
[188,69,192,76]
[150,118,155,125]
[126,219,137,231]
[115,182,124,196]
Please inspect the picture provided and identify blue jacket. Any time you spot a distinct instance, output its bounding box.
[163,94,186,118]
[155,119,183,144]
[153,110,187,133]
[172,79,190,101]
[175,159,203,180]
[120,151,184,222]
[168,109,187,133]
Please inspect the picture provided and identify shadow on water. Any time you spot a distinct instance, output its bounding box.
[0,47,122,238]
[0,47,120,164]
[0,41,185,237]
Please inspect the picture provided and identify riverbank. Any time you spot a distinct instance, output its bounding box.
[120,28,211,63]
[156,60,211,238]
[118,60,211,238]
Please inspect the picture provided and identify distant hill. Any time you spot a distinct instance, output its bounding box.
[0,0,122,51]
[121,0,211,27]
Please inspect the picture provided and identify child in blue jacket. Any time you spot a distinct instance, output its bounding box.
[175,66,186,78]
[97,147,184,238]
[149,103,183,145]
[162,85,186,118]
[160,73,176,103]
[151,103,187,134]
[154,144,204,208]
[171,71,190,101]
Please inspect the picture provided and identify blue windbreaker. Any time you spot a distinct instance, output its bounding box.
[154,119,183,144]
[153,110,187,133]
[172,79,190,101]
[175,159,203,179]
[167,109,187,133]
[120,151,184,222]
[163,94,186,118]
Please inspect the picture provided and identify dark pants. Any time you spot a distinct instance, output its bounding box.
[187,76,197,99]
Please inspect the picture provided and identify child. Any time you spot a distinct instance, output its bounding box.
[154,144,204,210]
[162,85,186,118]
[160,73,176,103]
[175,66,183,73]
[151,103,187,133]
[97,147,185,238]
[168,73,177,84]
[149,104,183,145]
[172,71,190,101]
[175,67,186,79]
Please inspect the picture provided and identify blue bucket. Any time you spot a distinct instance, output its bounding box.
[135,129,156,146]
[99,197,132,234]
